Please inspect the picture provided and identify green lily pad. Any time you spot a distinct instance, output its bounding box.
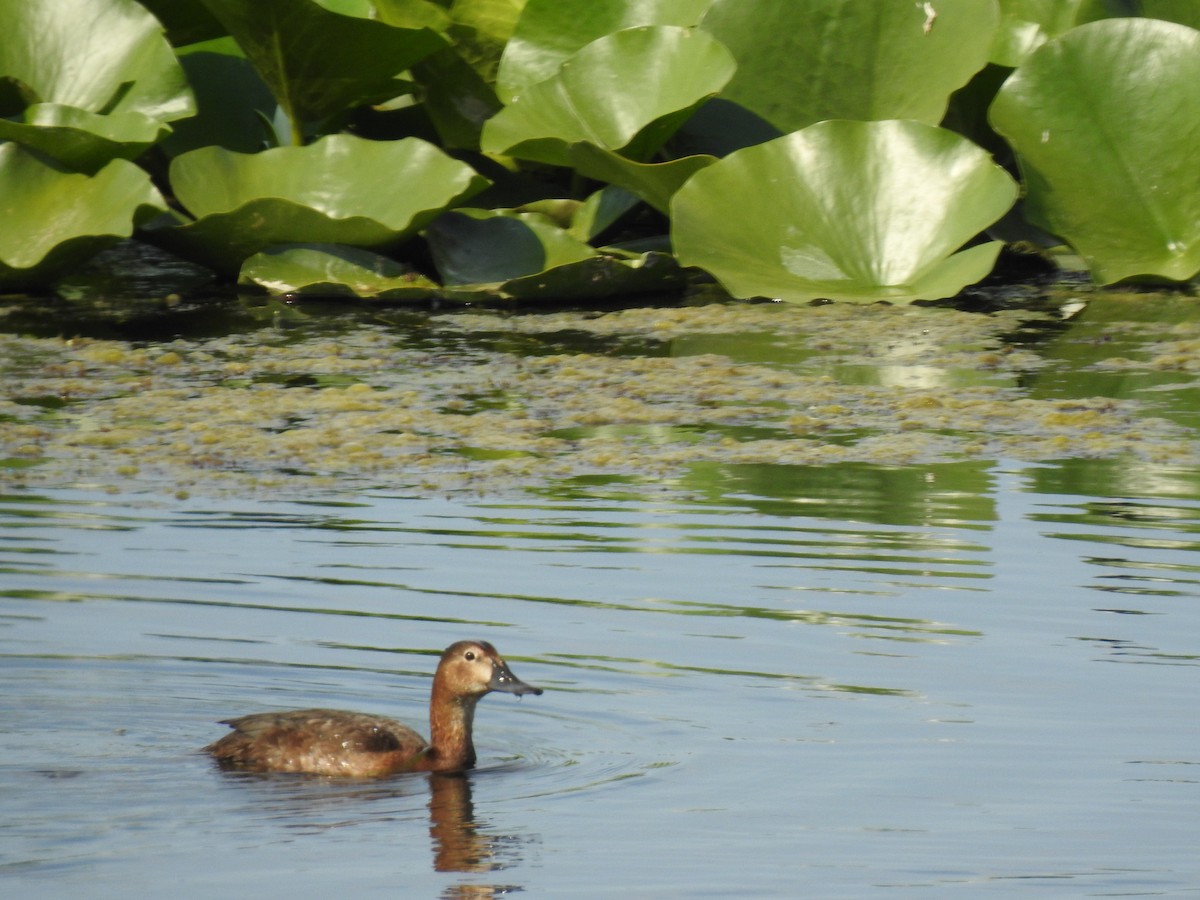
[1124,0,1200,30]
[239,244,439,299]
[698,0,998,132]
[0,0,195,170]
[163,49,279,157]
[149,134,488,273]
[425,208,684,300]
[482,25,732,210]
[495,0,711,102]
[989,18,1200,284]
[408,0,524,147]
[483,25,734,163]
[0,144,166,289]
[198,0,448,138]
[565,145,716,215]
[992,0,1089,66]
[670,119,1018,304]
[0,105,172,173]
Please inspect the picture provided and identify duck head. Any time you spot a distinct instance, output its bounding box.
[437,639,543,699]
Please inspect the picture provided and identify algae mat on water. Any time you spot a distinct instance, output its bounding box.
[1,297,1197,499]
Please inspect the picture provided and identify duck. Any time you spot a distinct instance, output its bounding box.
[204,640,542,776]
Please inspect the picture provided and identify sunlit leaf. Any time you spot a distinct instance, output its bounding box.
[148,134,488,273]
[239,244,439,299]
[698,0,999,132]
[992,0,1089,66]
[0,0,195,169]
[989,18,1200,284]
[670,119,1017,304]
[482,25,732,210]
[0,144,166,289]
[495,0,711,102]
[484,26,733,162]
[0,105,171,173]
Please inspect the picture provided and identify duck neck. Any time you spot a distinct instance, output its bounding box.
[428,682,480,771]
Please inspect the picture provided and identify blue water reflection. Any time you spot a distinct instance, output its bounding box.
[1,457,1199,896]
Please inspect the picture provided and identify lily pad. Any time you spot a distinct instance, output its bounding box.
[197,0,448,139]
[495,0,712,102]
[0,144,166,289]
[425,208,684,300]
[149,134,488,273]
[239,244,439,299]
[670,119,1018,304]
[0,105,172,174]
[482,25,732,210]
[0,0,195,170]
[698,0,999,132]
[989,18,1200,284]
[483,26,734,163]
[992,0,1090,66]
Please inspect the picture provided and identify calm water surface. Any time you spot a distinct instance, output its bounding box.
[2,459,1199,897]
[3,290,1200,897]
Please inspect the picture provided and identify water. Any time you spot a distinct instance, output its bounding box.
[3,286,1200,896]
[2,459,1199,897]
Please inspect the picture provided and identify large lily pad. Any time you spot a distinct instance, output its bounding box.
[0,144,166,289]
[483,26,733,163]
[670,119,1017,304]
[197,0,448,138]
[495,0,712,102]
[989,18,1200,284]
[0,0,195,170]
[149,134,488,273]
[698,0,999,132]
[482,25,733,210]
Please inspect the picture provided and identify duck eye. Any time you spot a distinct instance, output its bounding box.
[464,650,476,661]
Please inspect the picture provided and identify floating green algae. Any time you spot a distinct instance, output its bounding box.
[1,295,1197,498]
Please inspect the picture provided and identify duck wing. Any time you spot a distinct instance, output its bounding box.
[206,708,428,773]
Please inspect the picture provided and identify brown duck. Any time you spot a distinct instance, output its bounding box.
[204,640,542,776]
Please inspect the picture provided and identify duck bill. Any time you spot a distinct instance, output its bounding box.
[489,659,543,696]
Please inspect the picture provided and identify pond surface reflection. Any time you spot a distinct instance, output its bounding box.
[2,455,1199,896]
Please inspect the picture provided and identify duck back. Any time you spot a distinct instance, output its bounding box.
[205,709,429,776]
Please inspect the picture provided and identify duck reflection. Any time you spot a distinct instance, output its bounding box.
[429,772,527,898]
[212,765,533,893]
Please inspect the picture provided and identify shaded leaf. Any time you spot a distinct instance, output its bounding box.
[426,207,684,300]
[412,47,503,149]
[163,49,278,156]
[0,145,166,289]
[698,0,999,132]
[197,0,448,134]
[1142,0,1200,28]
[989,18,1200,283]
[137,0,228,46]
[442,0,527,83]
[427,209,595,285]
[670,119,1017,304]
